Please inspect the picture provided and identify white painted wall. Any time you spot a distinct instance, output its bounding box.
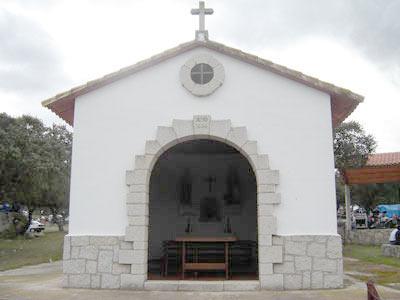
[69,46,337,236]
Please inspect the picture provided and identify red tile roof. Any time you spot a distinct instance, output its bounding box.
[366,152,400,167]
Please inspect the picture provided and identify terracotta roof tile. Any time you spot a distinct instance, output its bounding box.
[366,152,400,167]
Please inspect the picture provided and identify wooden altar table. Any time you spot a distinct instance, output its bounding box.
[175,236,237,279]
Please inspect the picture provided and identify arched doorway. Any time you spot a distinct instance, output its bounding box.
[123,116,281,289]
[147,139,258,280]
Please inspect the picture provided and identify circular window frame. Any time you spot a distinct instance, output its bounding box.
[180,54,225,97]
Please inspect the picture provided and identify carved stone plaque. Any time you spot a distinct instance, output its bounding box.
[193,115,211,135]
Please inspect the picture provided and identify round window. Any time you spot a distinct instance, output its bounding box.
[190,63,214,85]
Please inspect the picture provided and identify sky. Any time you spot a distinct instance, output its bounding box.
[0,0,399,152]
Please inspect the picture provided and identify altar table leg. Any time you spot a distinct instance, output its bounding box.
[225,242,229,280]
[182,241,185,279]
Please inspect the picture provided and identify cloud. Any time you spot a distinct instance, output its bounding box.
[215,0,400,81]
[0,9,68,95]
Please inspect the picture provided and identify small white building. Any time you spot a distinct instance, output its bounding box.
[43,2,362,291]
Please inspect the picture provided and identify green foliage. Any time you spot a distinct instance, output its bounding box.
[0,113,72,230]
[333,121,377,172]
[351,183,400,209]
[0,212,28,238]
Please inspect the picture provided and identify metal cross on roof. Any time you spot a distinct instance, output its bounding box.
[191,1,213,41]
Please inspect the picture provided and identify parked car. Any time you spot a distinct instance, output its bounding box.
[26,220,45,233]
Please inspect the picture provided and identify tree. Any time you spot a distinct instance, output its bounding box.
[0,113,72,233]
[333,121,377,172]
[333,121,377,208]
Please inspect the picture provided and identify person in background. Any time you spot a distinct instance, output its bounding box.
[389,225,400,245]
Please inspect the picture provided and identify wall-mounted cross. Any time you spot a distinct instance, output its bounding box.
[191,1,213,40]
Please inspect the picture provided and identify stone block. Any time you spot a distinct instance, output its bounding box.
[302,271,311,289]
[119,250,134,264]
[129,184,147,193]
[295,256,312,271]
[63,259,86,274]
[71,246,80,258]
[323,274,343,289]
[134,155,154,170]
[285,241,307,256]
[90,236,119,246]
[307,242,326,258]
[259,263,273,275]
[145,140,162,155]
[314,235,328,243]
[257,170,279,185]
[112,263,131,274]
[62,275,69,287]
[260,274,283,290]
[91,274,101,288]
[251,154,269,170]
[178,281,223,291]
[313,258,337,272]
[127,204,149,217]
[79,245,98,260]
[258,234,272,246]
[125,226,148,242]
[291,235,314,242]
[242,141,257,155]
[120,241,133,250]
[113,245,119,262]
[327,236,342,259]
[258,193,281,204]
[210,119,231,138]
[258,184,275,193]
[128,216,149,226]
[258,204,274,216]
[101,273,120,289]
[274,261,295,274]
[259,245,283,263]
[98,250,114,273]
[258,216,277,234]
[69,274,91,288]
[226,127,248,147]
[131,170,148,185]
[70,236,89,246]
[126,192,148,204]
[120,274,146,289]
[272,236,284,245]
[126,170,134,185]
[86,260,97,274]
[133,241,148,250]
[131,263,147,275]
[130,250,147,264]
[172,119,193,139]
[63,236,71,260]
[193,115,211,135]
[284,274,302,290]
[311,271,323,289]
[223,280,260,291]
[144,280,179,291]
[156,126,177,148]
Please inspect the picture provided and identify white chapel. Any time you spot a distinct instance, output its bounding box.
[43,1,362,291]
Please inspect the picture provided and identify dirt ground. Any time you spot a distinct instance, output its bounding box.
[1,262,400,300]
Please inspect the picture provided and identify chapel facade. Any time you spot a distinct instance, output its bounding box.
[43,2,362,291]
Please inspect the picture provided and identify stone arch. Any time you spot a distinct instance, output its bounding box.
[119,115,283,290]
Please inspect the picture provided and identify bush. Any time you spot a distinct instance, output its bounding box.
[0,212,28,239]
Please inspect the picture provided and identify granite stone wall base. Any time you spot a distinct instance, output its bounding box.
[345,229,392,245]
[271,235,343,290]
[63,235,134,289]
[381,244,400,258]
[64,234,343,290]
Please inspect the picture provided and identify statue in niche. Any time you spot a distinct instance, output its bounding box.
[178,169,194,216]
[224,165,241,205]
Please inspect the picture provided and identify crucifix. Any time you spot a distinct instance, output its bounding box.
[191,1,213,41]
[204,175,216,192]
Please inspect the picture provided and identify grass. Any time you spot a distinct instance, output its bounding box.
[343,244,400,287]
[0,231,66,271]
